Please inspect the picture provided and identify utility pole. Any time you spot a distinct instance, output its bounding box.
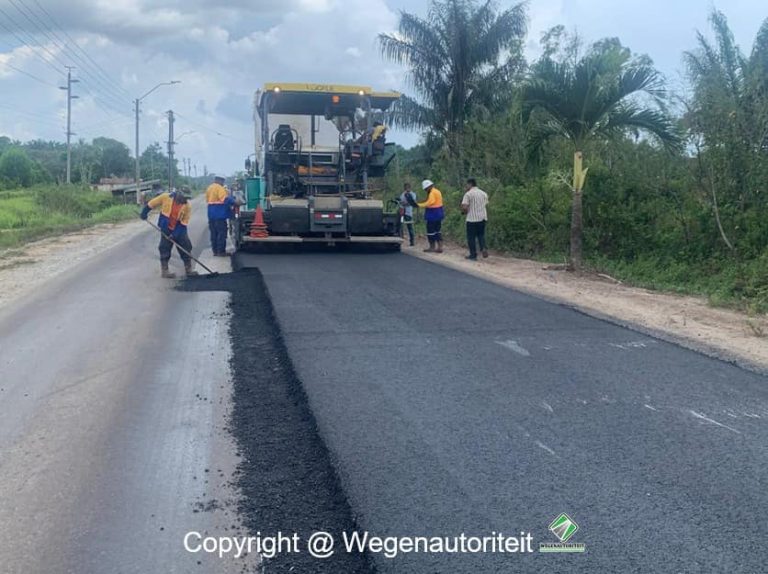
[134,98,140,201]
[134,81,181,202]
[167,110,175,191]
[59,67,79,184]
[193,164,197,178]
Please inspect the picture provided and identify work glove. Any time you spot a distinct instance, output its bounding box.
[140,205,150,220]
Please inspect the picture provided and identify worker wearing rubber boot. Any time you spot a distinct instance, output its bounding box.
[418,179,445,253]
[206,175,235,256]
[141,190,198,278]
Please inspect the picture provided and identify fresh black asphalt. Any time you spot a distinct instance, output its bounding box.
[236,250,768,574]
[182,270,375,574]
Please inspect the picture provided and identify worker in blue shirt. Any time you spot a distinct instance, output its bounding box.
[205,175,235,256]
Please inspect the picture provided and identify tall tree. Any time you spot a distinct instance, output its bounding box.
[0,147,34,187]
[140,142,177,183]
[23,140,67,184]
[71,140,101,185]
[92,137,132,180]
[379,0,528,161]
[522,40,680,269]
[683,10,768,255]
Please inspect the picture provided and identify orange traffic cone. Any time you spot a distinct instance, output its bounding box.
[249,204,269,238]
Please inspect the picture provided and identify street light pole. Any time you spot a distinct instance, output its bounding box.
[134,80,180,202]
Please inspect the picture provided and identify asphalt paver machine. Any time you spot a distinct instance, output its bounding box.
[234,83,402,250]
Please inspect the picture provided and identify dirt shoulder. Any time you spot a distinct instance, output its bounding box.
[406,241,768,374]
[0,219,146,312]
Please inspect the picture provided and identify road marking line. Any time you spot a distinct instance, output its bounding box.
[496,340,530,357]
[535,441,557,457]
[610,340,651,350]
[688,410,742,434]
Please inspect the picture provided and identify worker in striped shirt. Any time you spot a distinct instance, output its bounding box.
[461,178,489,260]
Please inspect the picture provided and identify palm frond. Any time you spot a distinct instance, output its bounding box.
[597,104,683,152]
[524,43,679,152]
[709,10,746,94]
[470,1,528,67]
[380,0,530,139]
[387,95,440,132]
[525,113,571,161]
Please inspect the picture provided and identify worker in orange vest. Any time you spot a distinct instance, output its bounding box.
[418,179,445,253]
[140,190,197,278]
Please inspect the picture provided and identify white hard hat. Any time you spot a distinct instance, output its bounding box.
[421,179,434,190]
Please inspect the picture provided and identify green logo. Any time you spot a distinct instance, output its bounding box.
[539,513,586,554]
[549,513,578,542]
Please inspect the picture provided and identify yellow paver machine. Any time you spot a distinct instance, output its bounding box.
[234,83,402,250]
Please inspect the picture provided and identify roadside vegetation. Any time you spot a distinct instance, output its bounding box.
[0,186,137,249]
[0,131,200,250]
[383,1,768,313]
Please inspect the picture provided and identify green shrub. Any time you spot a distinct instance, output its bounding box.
[0,185,134,249]
[0,147,34,187]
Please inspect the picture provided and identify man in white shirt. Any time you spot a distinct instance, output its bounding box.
[460,178,489,260]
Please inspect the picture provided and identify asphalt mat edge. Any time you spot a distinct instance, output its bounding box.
[180,271,376,574]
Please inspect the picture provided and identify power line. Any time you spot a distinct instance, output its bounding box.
[13,0,132,106]
[77,117,133,137]
[0,3,132,120]
[29,0,133,101]
[0,59,57,87]
[173,112,251,144]
[9,0,130,115]
[0,6,63,77]
[0,102,63,127]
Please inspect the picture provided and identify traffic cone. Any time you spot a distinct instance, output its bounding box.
[249,204,269,238]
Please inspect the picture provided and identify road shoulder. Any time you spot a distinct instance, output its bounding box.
[405,242,768,373]
[0,218,146,312]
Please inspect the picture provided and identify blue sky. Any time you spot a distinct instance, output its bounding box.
[0,0,765,175]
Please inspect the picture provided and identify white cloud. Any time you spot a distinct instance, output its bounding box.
[1,0,765,174]
[0,0,405,173]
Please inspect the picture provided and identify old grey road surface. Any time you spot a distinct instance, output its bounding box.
[0,210,253,574]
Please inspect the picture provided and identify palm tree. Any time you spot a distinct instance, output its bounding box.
[522,43,681,270]
[379,0,527,160]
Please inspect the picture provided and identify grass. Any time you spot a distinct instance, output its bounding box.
[436,207,768,314]
[0,185,138,250]
[589,254,768,315]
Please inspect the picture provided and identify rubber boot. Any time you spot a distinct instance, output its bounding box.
[160,260,176,279]
[423,241,435,253]
[436,241,444,254]
[185,261,199,277]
